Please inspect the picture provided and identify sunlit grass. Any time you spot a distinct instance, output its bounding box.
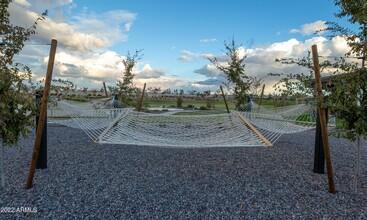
[174,109,228,116]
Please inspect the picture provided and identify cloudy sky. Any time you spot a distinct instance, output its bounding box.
[9,0,354,94]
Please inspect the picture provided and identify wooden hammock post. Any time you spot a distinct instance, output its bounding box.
[236,113,272,148]
[311,44,336,194]
[103,82,108,97]
[137,83,146,112]
[35,91,47,170]
[26,39,57,189]
[220,86,230,113]
[257,84,265,113]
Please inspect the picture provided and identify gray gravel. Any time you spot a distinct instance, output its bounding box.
[0,124,366,219]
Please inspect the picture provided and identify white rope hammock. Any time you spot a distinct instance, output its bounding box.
[49,100,317,148]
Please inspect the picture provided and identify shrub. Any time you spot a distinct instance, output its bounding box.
[176,96,183,107]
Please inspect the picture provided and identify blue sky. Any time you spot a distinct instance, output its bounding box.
[9,0,353,93]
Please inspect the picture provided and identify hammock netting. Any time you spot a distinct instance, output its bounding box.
[47,100,328,148]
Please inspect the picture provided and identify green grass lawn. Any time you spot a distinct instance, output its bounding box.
[144,99,237,110]
[144,98,290,112]
[174,109,229,115]
[143,98,300,115]
[143,99,178,107]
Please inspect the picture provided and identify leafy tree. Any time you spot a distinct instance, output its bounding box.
[271,0,367,191]
[161,88,171,94]
[107,86,119,93]
[1,0,46,187]
[324,0,367,191]
[51,78,74,98]
[187,89,197,95]
[269,52,336,98]
[325,0,367,60]
[147,87,161,94]
[117,49,143,106]
[207,38,252,109]
[249,76,265,97]
[30,78,74,97]
[0,1,46,146]
[326,68,366,140]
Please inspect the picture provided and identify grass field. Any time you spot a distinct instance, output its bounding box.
[143,99,236,109]
[174,109,229,115]
[143,98,285,110]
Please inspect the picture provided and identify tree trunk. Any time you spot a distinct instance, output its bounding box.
[1,140,4,188]
[353,135,361,192]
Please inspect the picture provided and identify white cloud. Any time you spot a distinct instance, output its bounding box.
[136,64,165,79]
[27,48,170,91]
[43,50,124,83]
[266,38,300,53]
[8,2,136,52]
[236,47,247,59]
[193,76,227,87]
[13,0,31,7]
[193,36,352,93]
[106,10,137,22]
[330,36,349,56]
[201,53,214,59]
[200,38,217,43]
[134,77,189,90]
[9,0,142,90]
[178,50,234,64]
[290,20,327,36]
[182,50,198,56]
[124,22,133,31]
[26,0,76,21]
[177,50,201,62]
[194,64,223,77]
[289,29,299,34]
[177,55,192,62]
[191,83,217,89]
[7,1,353,93]
[25,34,351,93]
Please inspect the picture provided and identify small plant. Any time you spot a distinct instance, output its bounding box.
[176,96,183,108]
[117,49,143,106]
[206,99,215,109]
[207,38,252,109]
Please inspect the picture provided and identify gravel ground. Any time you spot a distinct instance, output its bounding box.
[0,124,366,219]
